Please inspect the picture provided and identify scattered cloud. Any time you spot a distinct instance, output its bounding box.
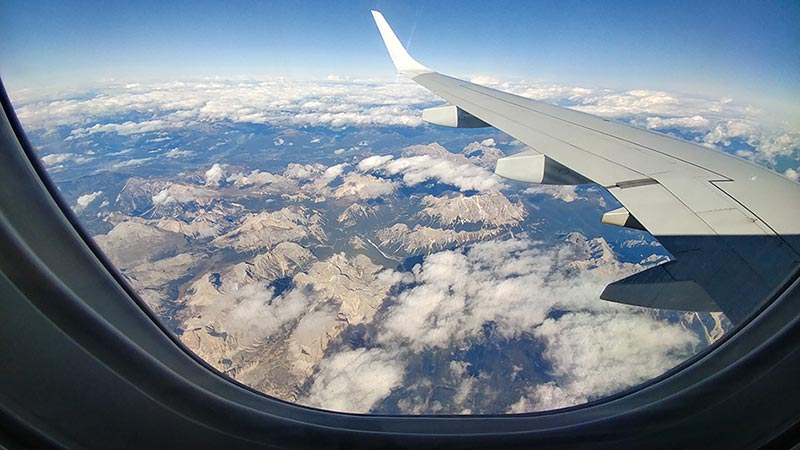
[40,153,74,166]
[13,78,797,170]
[470,76,500,86]
[357,154,394,172]
[524,185,580,203]
[13,78,434,135]
[284,163,324,180]
[151,183,218,206]
[380,154,503,192]
[204,163,225,186]
[110,157,153,169]
[70,119,186,138]
[165,148,194,158]
[524,310,698,411]
[320,163,348,184]
[225,286,312,345]
[332,173,397,199]
[75,190,103,212]
[643,115,711,130]
[299,236,699,413]
[302,348,405,413]
[39,152,93,167]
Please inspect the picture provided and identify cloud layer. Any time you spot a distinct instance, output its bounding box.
[300,236,701,414]
[16,77,798,174]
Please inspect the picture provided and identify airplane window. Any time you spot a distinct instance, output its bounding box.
[2,2,798,416]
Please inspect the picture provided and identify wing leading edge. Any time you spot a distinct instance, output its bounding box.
[371,11,800,324]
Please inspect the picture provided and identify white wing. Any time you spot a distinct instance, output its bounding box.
[371,11,800,324]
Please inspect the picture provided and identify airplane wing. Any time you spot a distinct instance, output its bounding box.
[371,11,800,324]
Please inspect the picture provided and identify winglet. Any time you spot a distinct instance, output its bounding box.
[371,10,433,77]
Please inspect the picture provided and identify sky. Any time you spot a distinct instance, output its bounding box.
[1,0,798,119]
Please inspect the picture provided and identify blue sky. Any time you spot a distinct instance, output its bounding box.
[1,0,798,118]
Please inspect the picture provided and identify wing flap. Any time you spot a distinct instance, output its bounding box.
[601,262,720,312]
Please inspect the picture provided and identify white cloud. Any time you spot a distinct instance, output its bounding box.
[785,168,800,182]
[332,173,397,199]
[644,115,711,130]
[225,286,311,345]
[14,78,434,135]
[380,154,503,192]
[204,163,225,186]
[480,138,496,147]
[301,348,405,413]
[75,190,103,212]
[150,183,218,206]
[378,238,562,350]
[164,148,194,158]
[320,163,348,183]
[524,185,580,203]
[527,311,698,410]
[41,153,74,166]
[357,154,394,172]
[110,157,153,169]
[368,236,698,413]
[151,189,175,205]
[470,76,500,86]
[70,119,185,138]
[13,78,797,170]
[284,163,324,180]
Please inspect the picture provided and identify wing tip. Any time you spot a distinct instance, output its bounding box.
[371,10,432,77]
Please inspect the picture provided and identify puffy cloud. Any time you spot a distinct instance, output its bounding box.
[470,75,500,86]
[284,163,324,180]
[378,238,565,350]
[110,157,153,169]
[13,78,434,134]
[70,119,185,138]
[12,78,797,169]
[40,153,74,166]
[320,163,348,183]
[380,154,503,192]
[527,311,698,410]
[524,185,580,203]
[644,115,711,130]
[151,183,218,206]
[75,190,103,212]
[164,148,194,158]
[332,173,397,199]
[785,168,800,182]
[227,170,286,188]
[40,152,93,167]
[204,163,225,186]
[301,348,405,413]
[367,236,698,413]
[151,189,175,206]
[357,154,394,172]
[225,286,311,345]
